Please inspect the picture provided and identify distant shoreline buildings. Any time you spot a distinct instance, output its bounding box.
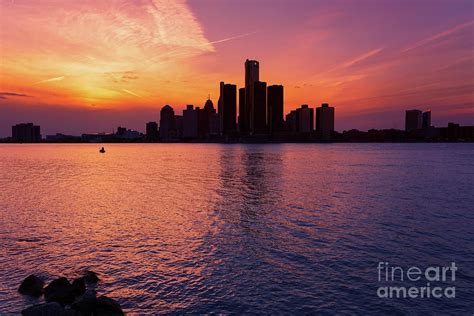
[11,123,41,143]
[2,59,473,143]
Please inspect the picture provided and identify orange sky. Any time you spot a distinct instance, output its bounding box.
[0,0,473,135]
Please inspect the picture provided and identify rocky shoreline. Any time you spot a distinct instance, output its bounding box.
[18,271,124,315]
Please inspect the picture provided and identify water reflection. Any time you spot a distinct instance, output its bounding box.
[0,144,473,314]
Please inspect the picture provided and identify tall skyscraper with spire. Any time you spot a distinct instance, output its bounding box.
[244,59,259,134]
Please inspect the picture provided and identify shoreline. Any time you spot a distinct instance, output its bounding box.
[1,140,473,144]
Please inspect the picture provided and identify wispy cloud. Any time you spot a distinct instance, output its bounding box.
[208,31,258,45]
[122,89,141,98]
[121,72,139,81]
[315,47,384,81]
[34,76,65,85]
[0,92,32,99]
[141,30,258,69]
[104,71,139,83]
[403,20,474,53]
[341,47,384,68]
[1,0,216,104]
[145,0,215,51]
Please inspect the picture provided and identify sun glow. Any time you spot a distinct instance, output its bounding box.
[0,0,214,106]
[0,0,473,135]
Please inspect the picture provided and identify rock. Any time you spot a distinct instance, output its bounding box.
[71,289,97,315]
[95,296,124,315]
[83,271,99,284]
[21,302,65,316]
[19,274,44,297]
[71,277,86,296]
[44,277,75,305]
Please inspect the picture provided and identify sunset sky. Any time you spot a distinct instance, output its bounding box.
[0,0,473,136]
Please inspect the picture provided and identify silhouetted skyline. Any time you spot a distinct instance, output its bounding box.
[3,58,474,143]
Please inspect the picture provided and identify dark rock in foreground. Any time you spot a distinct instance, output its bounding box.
[21,302,64,316]
[19,275,44,297]
[20,271,123,315]
[44,277,75,305]
[95,296,124,315]
[71,289,97,315]
[83,271,99,284]
[72,277,86,296]
[71,293,124,316]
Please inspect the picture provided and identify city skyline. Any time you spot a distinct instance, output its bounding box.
[1,0,474,137]
[3,58,473,142]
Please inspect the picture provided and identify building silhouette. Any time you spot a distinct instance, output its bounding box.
[183,105,199,138]
[159,105,176,141]
[238,87,245,133]
[422,110,431,128]
[116,126,126,136]
[253,81,267,134]
[440,122,474,141]
[201,98,219,137]
[267,85,284,134]
[45,133,80,142]
[175,115,183,138]
[115,127,141,140]
[218,96,222,133]
[285,110,298,133]
[146,121,158,140]
[244,59,259,134]
[297,104,314,133]
[285,105,314,134]
[405,109,422,132]
[81,132,114,143]
[316,103,335,140]
[12,123,41,142]
[219,82,237,136]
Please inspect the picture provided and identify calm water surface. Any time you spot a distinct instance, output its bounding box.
[0,143,473,314]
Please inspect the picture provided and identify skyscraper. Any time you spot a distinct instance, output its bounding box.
[238,87,245,133]
[245,59,259,134]
[316,103,335,140]
[285,110,298,133]
[159,105,175,141]
[253,81,267,134]
[183,105,199,138]
[219,82,237,136]
[202,98,218,137]
[218,93,223,134]
[285,105,314,134]
[422,110,431,128]
[267,85,284,134]
[146,121,158,140]
[297,104,314,133]
[405,109,422,132]
[175,115,183,138]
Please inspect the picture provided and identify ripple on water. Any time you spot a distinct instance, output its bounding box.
[0,143,473,313]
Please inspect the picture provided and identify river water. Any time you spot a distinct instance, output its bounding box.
[0,143,473,314]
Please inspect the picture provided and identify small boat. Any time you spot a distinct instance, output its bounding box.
[99,147,106,153]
